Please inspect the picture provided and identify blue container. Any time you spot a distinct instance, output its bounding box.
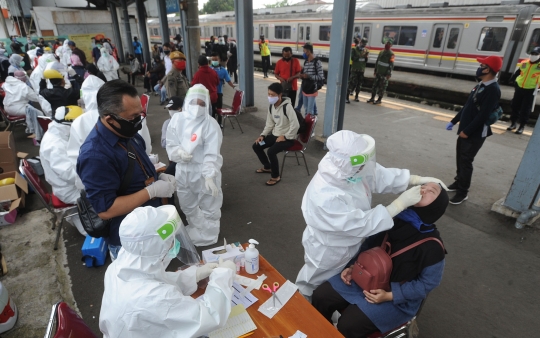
[81,235,107,267]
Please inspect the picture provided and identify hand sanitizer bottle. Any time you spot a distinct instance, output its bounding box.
[244,239,259,274]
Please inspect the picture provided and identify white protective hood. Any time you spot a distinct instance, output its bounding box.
[1,76,39,116]
[81,75,105,112]
[30,53,56,95]
[99,206,234,338]
[39,121,79,204]
[97,47,119,81]
[56,39,72,67]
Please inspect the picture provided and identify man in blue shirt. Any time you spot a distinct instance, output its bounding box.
[77,80,176,260]
[210,52,235,126]
[133,37,143,65]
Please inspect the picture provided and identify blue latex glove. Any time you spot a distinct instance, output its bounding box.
[446,122,454,131]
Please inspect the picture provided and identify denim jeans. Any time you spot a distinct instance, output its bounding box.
[295,92,317,115]
[303,93,317,116]
[154,84,167,103]
[109,244,122,261]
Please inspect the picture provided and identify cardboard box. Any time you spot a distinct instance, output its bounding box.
[202,243,245,264]
[0,132,17,174]
[0,172,28,226]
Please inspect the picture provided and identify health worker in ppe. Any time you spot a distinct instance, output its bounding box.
[295,130,447,298]
[166,84,223,246]
[99,205,236,338]
[40,106,87,236]
[97,47,119,81]
[55,39,72,67]
[29,50,56,95]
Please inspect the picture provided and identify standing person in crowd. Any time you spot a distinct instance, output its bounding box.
[274,47,302,107]
[152,44,161,62]
[127,54,140,86]
[173,34,184,53]
[67,41,88,66]
[259,35,271,78]
[252,83,299,186]
[133,36,143,64]
[367,38,395,105]
[211,52,235,126]
[347,37,369,104]
[38,37,51,49]
[86,63,107,83]
[24,37,35,53]
[145,57,165,94]
[446,56,502,205]
[53,39,61,52]
[160,52,190,101]
[214,36,229,68]
[77,80,176,260]
[299,43,324,116]
[97,47,119,81]
[69,54,86,92]
[166,85,223,246]
[154,42,173,104]
[161,96,184,178]
[92,37,103,64]
[507,46,540,134]
[227,39,238,84]
[191,55,219,119]
[205,36,216,56]
[56,39,72,67]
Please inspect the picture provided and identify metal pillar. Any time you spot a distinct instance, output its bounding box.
[235,0,254,107]
[179,8,192,79]
[503,118,540,217]
[120,0,134,55]
[322,0,356,137]
[135,0,150,64]
[158,0,170,44]
[109,2,125,63]
[186,0,200,81]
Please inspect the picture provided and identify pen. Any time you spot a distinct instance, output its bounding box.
[238,332,254,338]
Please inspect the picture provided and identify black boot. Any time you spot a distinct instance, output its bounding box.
[367,95,375,103]
[346,91,351,103]
[515,125,525,134]
[354,93,359,102]
[507,122,517,131]
[374,96,382,105]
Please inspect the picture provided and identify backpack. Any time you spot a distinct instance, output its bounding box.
[352,232,444,292]
[269,103,307,135]
[472,83,503,126]
[302,58,325,94]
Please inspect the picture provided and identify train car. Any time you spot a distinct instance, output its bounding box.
[147,2,540,81]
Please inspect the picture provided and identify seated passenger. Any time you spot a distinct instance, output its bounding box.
[312,182,449,338]
[99,205,236,337]
[40,68,80,112]
[7,54,24,76]
[39,106,86,236]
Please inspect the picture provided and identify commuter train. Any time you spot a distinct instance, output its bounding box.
[147,2,540,81]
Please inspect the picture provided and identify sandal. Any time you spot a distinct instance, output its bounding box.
[266,177,281,186]
[256,168,272,174]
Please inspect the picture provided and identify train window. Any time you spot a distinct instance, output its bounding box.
[433,28,444,48]
[299,26,304,40]
[319,26,331,41]
[363,26,370,40]
[213,27,222,36]
[306,26,311,40]
[447,28,460,49]
[354,26,361,38]
[153,28,159,36]
[477,27,507,52]
[383,26,417,46]
[275,26,291,39]
[527,29,540,53]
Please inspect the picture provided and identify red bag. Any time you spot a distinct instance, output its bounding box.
[352,233,444,292]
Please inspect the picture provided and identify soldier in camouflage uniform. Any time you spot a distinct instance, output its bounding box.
[346,37,369,104]
[367,37,395,105]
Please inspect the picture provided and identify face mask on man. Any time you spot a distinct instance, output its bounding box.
[530,54,540,62]
[211,60,219,67]
[168,110,179,118]
[164,50,170,55]
[268,96,279,105]
[302,52,308,59]
[19,61,25,67]
[173,60,186,71]
[187,104,206,118]
[476,66,488,78]
[107,114,143,138]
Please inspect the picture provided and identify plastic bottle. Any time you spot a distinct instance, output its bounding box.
[244,239,259,274]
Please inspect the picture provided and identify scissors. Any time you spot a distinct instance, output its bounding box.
[262,282,282,308]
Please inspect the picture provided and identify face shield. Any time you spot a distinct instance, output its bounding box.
[183,84,211,121]
[54,105,83,125]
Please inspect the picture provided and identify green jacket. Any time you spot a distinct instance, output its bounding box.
[375,49,394,76]
[351,46,369,71]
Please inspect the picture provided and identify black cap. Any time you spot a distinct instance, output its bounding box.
[531,46,540,55]
[165,96,184,110]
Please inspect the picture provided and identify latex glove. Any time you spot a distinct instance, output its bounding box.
[218,257,237,273]
[205,177,219,197]
[409,175,448,191]
[196,263,218,282]
[446,122,454,131]
[145,180,175,199]
[158,173,176,188]
[177,147,193,162]
[386,185,422,218]
[67,66,76,77]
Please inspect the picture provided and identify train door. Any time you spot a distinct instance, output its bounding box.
[297,23,312,53]
[426,24,462,69]
[259,24,269,40]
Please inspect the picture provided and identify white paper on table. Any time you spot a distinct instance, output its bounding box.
[208,304,257,338]
[235,274,265,290]
[289,330,307,338]
[231,281,258,309]
[258,280,298,319]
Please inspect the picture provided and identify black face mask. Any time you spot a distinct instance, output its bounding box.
[164,50,170,55]
[108,114,143,138]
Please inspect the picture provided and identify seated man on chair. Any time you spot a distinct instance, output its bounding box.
[312,183,448,338]
[252,83,299,186]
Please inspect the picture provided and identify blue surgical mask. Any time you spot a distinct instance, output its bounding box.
[476,66,488,78]
[211,60,219,67]
[268,96,279,105]
[20,61,25,67]
[302,53,308,59]
[347,176,363,184]
[167,238,181,259]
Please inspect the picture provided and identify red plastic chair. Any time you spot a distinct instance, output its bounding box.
[44,301,98,338]
[20,160,77,250]
[217,90,244,133]
[280,114,317,177]
[0,106,25,131]
[140,93,150,116]
[38,116,53,133]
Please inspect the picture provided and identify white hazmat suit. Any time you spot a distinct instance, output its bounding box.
[97,47,119,81]
[2,76,39,116]
[40,106,86,236]
[99,205,235,338]
[55,39,72,67]
[296,131,414,297]
[29,52,56,95]
[166,84,223,246]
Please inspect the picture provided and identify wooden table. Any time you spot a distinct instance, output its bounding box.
[193,254,343,338]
